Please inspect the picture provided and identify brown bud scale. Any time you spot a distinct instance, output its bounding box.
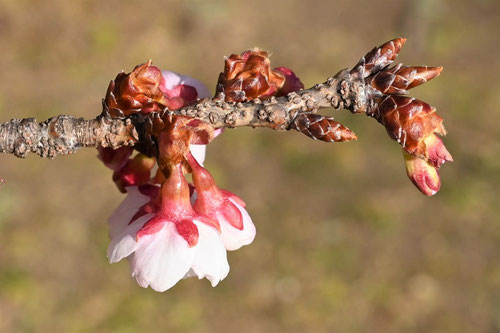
[351,38,407,79]
[368,64,443,95]
[291,113,357,142]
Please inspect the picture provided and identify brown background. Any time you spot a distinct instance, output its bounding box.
[1,0,499,332]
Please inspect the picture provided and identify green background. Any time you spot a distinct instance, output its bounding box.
[0,0,499,332]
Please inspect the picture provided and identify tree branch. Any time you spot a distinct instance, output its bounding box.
[0,69,380,159]
[168,69,379,129]
[0,114,138,158]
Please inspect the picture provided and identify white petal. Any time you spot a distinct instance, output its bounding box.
[131,223,196,292]
[161,70,182,90]
[107,213,154,263]
[189,144,207,166]
[177,74,211,99]
[190,221,229,287]
[108,186,151,239]
[219,199,256,251]
[161,70,211,99]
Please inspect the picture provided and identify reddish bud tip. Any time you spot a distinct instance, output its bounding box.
[112,153,156,193]
[352,37,407,78]
[97,146,133,171]
[160,84,198,110]
[424,135,453,167]
[392,37,407,53]
[404,151,441,196]
[273,67,304,96]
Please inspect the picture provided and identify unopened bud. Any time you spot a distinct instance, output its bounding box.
[351,37,406,78]
[97,146,133,171]
[104,61,169,117]
[424,135,453,168]
[369,65,443,95]
[216,49,303,102]
[113,154,156,193]
[403,151,441,196]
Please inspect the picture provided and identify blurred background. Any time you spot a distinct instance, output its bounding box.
[0,0,499,332]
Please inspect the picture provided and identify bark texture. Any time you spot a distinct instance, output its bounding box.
[0,114,138,158]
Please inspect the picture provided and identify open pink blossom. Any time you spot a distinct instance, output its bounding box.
[107,164,229,292]
[187,152,256,251]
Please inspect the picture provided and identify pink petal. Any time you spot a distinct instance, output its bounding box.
[160,71,182,90]
[213,128,224,138]
[425,135,453,168]
[176,74,211,99]
[274,66,304,95]
[161,70,211,99]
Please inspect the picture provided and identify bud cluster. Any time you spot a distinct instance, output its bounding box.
[99,54,303,291]
[352,38,452,196]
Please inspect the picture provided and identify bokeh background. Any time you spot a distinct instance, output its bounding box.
[0,0,499,332]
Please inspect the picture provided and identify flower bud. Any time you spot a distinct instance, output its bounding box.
[403,151,441,196]
[351,38,406,78]
[424,134,453,168]
[113,153,156,193]
[104,61,169,117]
[97,146,133,171]
[369,65,443,95]
[291,113,357,142]
[216,49,303,102]
[376,95,448,160]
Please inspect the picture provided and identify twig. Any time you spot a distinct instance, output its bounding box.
[0,114,138,158]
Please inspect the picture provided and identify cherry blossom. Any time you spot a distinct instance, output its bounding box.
[107,164,229,292]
